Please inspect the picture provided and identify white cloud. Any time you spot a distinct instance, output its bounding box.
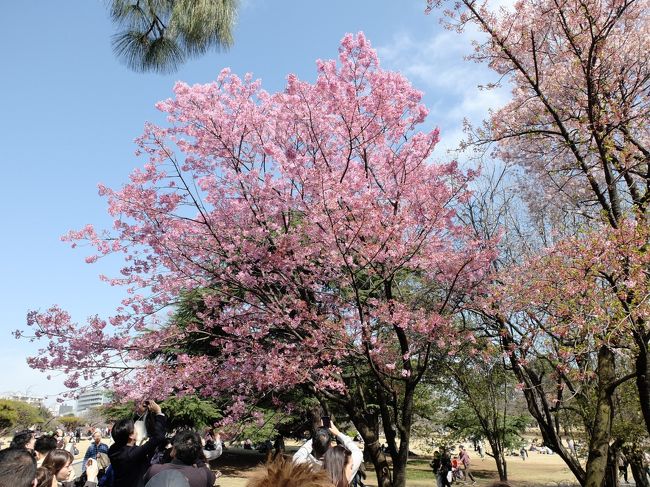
[377,23,511,156]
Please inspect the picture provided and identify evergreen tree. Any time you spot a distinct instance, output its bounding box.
[109,0,238,73]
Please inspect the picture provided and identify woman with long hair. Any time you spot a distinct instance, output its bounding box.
[42,449,74,484]
[34,466,56,487]
[42,451,102,487]
[323,445,353,487]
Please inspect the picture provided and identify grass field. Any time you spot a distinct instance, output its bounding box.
[205,445,580,487]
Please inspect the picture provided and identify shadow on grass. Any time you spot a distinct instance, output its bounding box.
[404,458,499,483]
[208,448,282,477]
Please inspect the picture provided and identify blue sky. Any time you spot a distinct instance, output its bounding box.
[0,1,508,405]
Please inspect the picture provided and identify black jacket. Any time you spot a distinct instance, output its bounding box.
[439,453,452,473]
[108,414,167,487]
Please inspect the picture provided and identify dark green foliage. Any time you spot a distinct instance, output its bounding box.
[445,402,529,450]
[100,401,137,421]
[161,395,222,430]
[58,415,85,430]
[0,401,19,431]
[100,396,222,430]
[108,0,238,73]
[0,399,50,435]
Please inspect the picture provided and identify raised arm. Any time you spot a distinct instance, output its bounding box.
[293,439,314,464]
[329,423,363,480]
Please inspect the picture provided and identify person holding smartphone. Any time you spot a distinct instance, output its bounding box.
[133,400,158,445]
[292,427,331,469]
[108,399,167,487]
[322,421,363,487]
[143,430,215,487]
[293,418,362,480]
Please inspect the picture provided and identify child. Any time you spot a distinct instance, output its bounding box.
[451,455,465,482]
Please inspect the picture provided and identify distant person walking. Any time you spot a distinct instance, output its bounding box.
[430,451,443,487]
[519,447,528,461]
[439,448,452,487]
[477,443,484,459]
[459,445,476,485]
[273,434,285,459]
[618,451,629,484]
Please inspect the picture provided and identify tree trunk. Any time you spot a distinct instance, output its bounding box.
[364,436,393,487]
[626,446,650,487]
[635,345,650,438]
[487,439,508,480]
[584,346,616,487]
[391,434,410,487]
[347,408,393,487]
[506,349,586,484]
[387,383,415,487]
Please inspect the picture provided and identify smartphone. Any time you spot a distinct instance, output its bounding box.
[321,416,331,428]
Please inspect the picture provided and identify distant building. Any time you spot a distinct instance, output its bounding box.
[58,404,74,416]
[0,394,45,407]
[76,389,110,414]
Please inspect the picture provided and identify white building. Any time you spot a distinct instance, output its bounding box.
[0,394,44,406]
[76,389,110,414]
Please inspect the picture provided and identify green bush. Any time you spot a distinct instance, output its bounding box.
[0,399,48,434]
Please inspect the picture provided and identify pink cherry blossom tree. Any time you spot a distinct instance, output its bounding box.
[19,33,494,487]
[426,0,649,228]
[424,0,649,484]
[480,220,650,486]
[459,173,592,484]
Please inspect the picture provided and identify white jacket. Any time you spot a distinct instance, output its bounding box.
[293,432,363,480]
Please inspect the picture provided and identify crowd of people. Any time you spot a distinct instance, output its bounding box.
[7,399,650,487]
[0,407,559,487]
[0,401,367,487]
[430,445,476,487]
